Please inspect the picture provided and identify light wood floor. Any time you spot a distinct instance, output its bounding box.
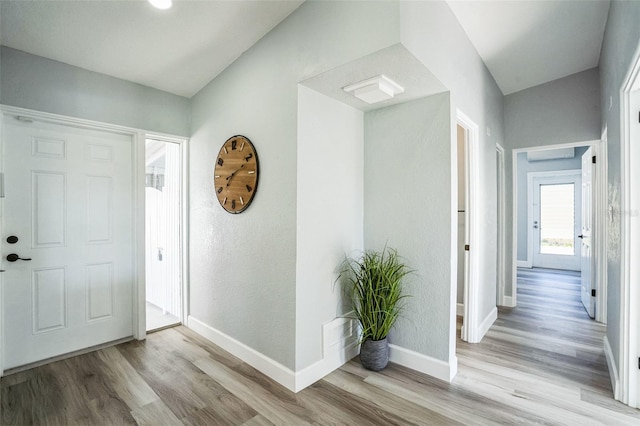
[146,302,180,332]
[2,268,639,425]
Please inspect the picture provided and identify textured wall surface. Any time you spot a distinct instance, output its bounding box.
[503,68,600,295]
[599,0,640,371]
[0,47,190,136]
[400,0,504,356]
[189,0,400,370]
[364,94,451,361]
[505,68,601,150]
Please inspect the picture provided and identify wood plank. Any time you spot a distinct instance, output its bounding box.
[2,268,638,425]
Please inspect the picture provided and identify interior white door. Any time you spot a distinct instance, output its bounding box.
[580,148,595,318]
[531,172,582,271]
[2,117,134,370]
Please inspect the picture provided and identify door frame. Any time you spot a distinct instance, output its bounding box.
[619,46,640,407]
[143,133,190,330]
[527,169,582,271]
[511,140,605,312]
[456,110,482,343]
[496,144,507,306]
[0,105,189,374]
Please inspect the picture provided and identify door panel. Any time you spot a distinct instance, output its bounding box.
[531,173,582,271]
[2,118,134,370]
[580,148,595,318]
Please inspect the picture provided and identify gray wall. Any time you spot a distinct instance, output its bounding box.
[516,147,589,262]
[503,68,601,296]
[401,0,503,349]
[505,68,601,150]
[0,47,189,136]
[189,0,400,371]
[189,0,506,372]
[364,93,451,361]
[599,0,640,374]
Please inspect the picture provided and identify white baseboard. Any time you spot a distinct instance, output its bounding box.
[478,307,498,341]
[501,296,516,307]
[604,335,620,400]
[187,315,359,393]
[516,260,531,268]
[389,344,457,382]
[188,316,296,391]
[456,303,464,316]
[294,315,359,392]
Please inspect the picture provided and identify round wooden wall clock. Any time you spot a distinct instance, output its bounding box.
[214,135,259,214]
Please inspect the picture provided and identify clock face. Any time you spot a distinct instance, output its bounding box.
[214,135,259,214]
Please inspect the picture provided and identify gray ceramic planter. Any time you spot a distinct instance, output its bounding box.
[360,337,389,371]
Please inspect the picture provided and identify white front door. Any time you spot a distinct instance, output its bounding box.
[580,148,595,318]
[2,117,134,370]
[531,172,582,271]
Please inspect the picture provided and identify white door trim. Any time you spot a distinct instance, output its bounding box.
[619,45,640,408]
[496,144,506,306]
[527,169,582,271]
[456,110,481,343]
[511,140,602,310]
[0,104,188,374]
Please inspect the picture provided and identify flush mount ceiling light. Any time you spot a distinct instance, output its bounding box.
[343,75,404,104]
[149,0,172,10]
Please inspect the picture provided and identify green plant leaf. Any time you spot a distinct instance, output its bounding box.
[337,246,414,342]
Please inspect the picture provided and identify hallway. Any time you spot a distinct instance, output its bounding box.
[455,267,636,423]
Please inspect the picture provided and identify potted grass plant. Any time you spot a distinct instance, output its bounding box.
[339,246,412,371]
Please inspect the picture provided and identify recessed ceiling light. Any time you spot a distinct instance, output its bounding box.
[343,75,404,104]
[149,0,172,10]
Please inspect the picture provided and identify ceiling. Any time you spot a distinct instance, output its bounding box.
[302,44,446,112]
[0,0,303,98]
[447,0,610,95]
[0,1,611,99]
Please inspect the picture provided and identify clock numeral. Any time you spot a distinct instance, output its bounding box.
[231,199,236,210]
[217,187,223,194]
[246,185,253,193]
[244,153,253,162]
[231,140,237,150]
[223,197,227,205]
[217,158,224,166]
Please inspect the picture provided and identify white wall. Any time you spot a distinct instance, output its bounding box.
[364,93,452,362]
[189,0,400,371]
[399,0,503,354]
[599,0,640,376]
[503,68,600,296]
[295,86,363,370]
[0,47,190,136]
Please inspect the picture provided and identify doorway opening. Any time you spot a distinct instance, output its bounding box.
[513,144,602,320]
[145,139,182,332]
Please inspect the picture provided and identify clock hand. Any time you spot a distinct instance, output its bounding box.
[226,164,245,186]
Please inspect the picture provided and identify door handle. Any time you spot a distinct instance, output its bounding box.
[6,253,32,262]
[578,234,584,239]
